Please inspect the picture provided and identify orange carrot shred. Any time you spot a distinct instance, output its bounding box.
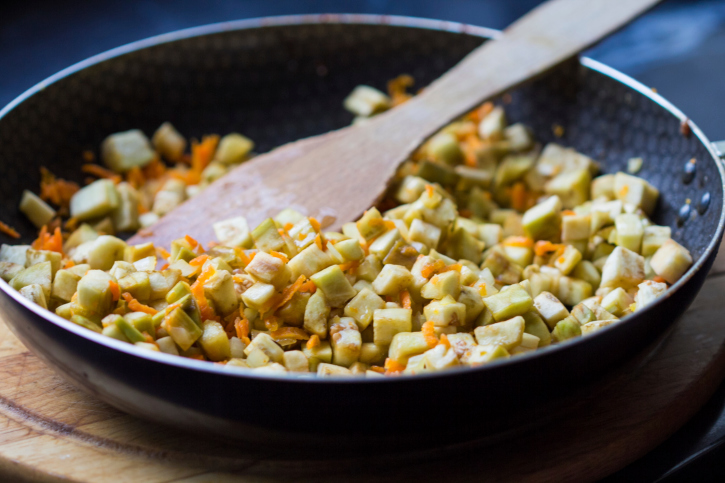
[269,251,289,263]
[503,236,534,248]
[425,184,435,197]
[314,233,324,251]
[156,247,171,260]
[421,321,438,348]
[159,263,169,271]
[283,222,294,232]
[235,315,251,345]
[420,258,446,279]
[439,263,462,273]
[188,254,209,267]
[81,164,122,184]
[121,292,158,315]
[189,264,219,322]
[306,334,321,350]
[438,333,451,349]
[63,259,76,269]
[264,315,280,332]
[653,276,667,284]
[400,290,412,310]
[268,275,306,314]
[142,332,156,345]
[384,358,405,374]
[308,217,321,232]
[298,280,317,293]
[108,281,120,302]
[370,366,386,374]
[184,234,202,251]
[510,181,528,212]
[534,240,562,257]
[0,220,20,239]
[562,210,576,216]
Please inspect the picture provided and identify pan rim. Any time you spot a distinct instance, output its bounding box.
[0,13,723,385]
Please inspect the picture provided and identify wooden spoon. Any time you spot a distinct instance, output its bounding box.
[132,0,661,247]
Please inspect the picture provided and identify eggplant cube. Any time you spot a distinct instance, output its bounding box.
[483,284,533,322]
[650,239,692,284]
[474,316,525,350]
[600,246,645,289]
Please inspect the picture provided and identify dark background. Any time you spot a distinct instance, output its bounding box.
[2,0,725,480]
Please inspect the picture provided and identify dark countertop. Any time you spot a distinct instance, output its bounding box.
[2,0,725,480]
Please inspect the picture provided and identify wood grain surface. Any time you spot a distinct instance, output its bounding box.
[0,246,721,482]
[132,0,661,249]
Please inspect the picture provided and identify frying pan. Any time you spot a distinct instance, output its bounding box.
[0,15,723,450]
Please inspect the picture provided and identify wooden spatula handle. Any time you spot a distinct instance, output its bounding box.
[364,0,662,155]
[132,0,661,247]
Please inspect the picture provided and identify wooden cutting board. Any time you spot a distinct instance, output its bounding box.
[1,251,725,483]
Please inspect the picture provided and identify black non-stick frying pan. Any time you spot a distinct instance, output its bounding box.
[0,15,723,450]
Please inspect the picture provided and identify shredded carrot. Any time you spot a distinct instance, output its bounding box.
[309,217,321,232]
[314,233,324,251]
[425,184,435,198]
[369,366,386,374]
[156,246,171,260]
[503,236,534,248]
[126,166,145,189]
[32,226,63,254]
[477,282,488,297]
[81,164,122,184]
[383,220,397,231]
[82,150,95,162]
[421,321,438,348]
[298,279,317,293]
[562,210,576,217]
[387,74,414,106]
[439,263,462,273]
[269,251,289,263]
[306,334,321,350]
[420,258,446,279]
[534,240,562,257]
[159,263,169,271]
[283,222,294,232]
[438,333,452,349]
[384,358,406,374]
[39,167,79,210]
[142,332,156,345]
[188,254,210,267]
[234,314,251,344]
[653,276,667,284]
[0,220,20,239]
[121,292,158,315]
[236,249,257,267]
[63,259,76,269]
[264,315,280,332]
[184,234,201,251]
[510,181,528,212]
[190,264,219,322]
[142,157,166,180]
[400,290,411,310]
[269,327,310,341]
[108,281,121,302]
[619,185,629,197]
[466,101,494,123]
[268,275,306,314]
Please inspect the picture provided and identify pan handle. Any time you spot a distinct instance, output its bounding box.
[714,141,725,159]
